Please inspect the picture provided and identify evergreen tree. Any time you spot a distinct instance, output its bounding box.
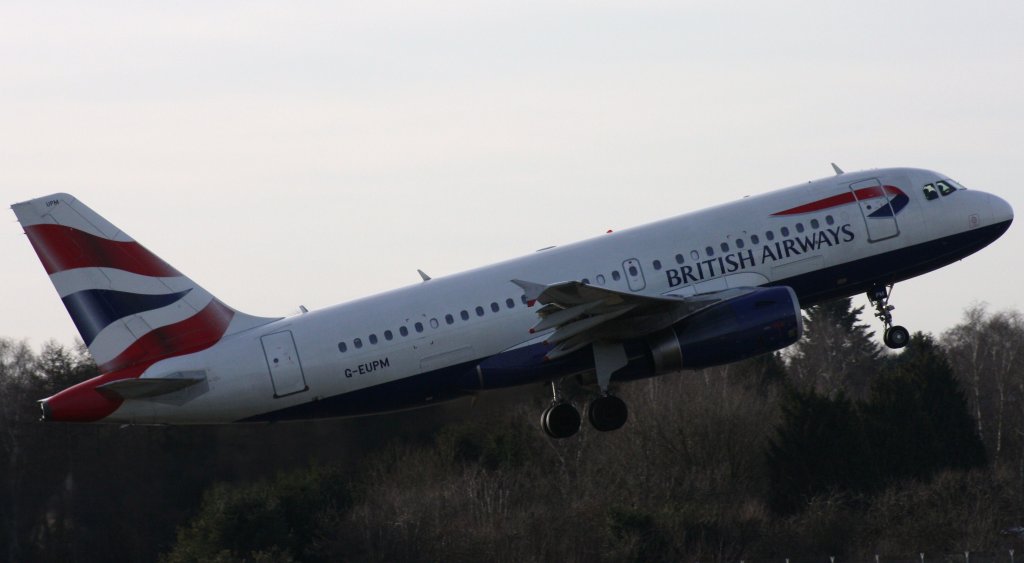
[766,388,875,514]
[863,332,986,482]
[788,297,880,398]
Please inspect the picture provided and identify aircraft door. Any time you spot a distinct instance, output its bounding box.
[849,178,899,242]
[622,258,646,291]
[261,331,309,398]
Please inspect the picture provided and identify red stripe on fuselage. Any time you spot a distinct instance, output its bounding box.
[772,185,894,216]
[24,224,181,277]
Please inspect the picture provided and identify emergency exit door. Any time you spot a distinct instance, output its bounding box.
[261,331,308,398]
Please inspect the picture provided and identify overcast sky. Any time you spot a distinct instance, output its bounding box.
[3,1,1023,349]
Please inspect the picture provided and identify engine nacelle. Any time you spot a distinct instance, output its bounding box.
[646,286,803,373]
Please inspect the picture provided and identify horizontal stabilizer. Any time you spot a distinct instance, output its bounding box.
[96,371,206,400]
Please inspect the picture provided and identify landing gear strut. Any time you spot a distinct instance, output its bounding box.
[867,284,909,349]
[539,341,632,438]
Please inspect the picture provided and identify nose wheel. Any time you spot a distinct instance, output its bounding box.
[868,284,909,349]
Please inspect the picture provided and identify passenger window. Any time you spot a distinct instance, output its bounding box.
[810,219,820,229]
[461,310,470,321]
[521,295,529,305]
[736,238,745,249]
[506,298,515,309]
[796,223,804,233]
[400,326,409,337]
[476,306,485,317]
[826,215,835,226]
[751,234,760,245]
[430,318,439,329]
[766,231,775,241]
[628,265,638,276]
[369,334,378,345]
[690,250,699,261]
[612,271,621,281]
[596,274,606,285]
[922,184,939,200]
[581,278,590,285]
[338,342,347,353]
[354,338,363,349]
[415,322,424,333]
[705,246,714,257]
[720,242,729,252]
[491,302,500,313]
[675,253,685,264]
[384,330,393,341]
[445,314,454,325]
[781,227,790,237]
[653,260,662,270]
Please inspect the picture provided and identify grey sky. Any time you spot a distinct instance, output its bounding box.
[4,1,1023,348]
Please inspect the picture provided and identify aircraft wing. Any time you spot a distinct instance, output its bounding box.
[511,279,754,359]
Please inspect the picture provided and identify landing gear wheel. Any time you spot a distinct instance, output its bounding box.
[867,283,910,350]
[587,395,628,432]
[541,403,581,439]
[884,325,909,349]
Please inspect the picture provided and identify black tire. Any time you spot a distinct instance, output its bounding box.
[884,325,910,349]
[587,395,629,432]
[542,403,581,439]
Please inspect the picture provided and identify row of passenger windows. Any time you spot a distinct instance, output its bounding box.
[339,212,839,353]
[338,295,528,353]
[575,214,838,287]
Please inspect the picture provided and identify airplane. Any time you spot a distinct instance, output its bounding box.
[12,166,1013,438]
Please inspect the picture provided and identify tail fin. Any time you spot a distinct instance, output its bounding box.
[12,193,278,373]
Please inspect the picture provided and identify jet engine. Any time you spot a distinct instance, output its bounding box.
[641,285,802,375]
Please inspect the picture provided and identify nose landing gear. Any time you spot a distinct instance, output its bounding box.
[868,284,909,349]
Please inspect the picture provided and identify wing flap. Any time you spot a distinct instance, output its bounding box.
[513,279,761,360]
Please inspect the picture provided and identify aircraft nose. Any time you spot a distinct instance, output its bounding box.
[990,193,1014,225]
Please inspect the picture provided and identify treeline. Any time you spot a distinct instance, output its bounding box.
[2,302,1024,561]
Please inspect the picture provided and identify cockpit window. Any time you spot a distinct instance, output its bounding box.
[922,183,939,201]
[936,180,957,196]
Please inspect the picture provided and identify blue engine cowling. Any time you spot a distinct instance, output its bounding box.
[642,285,803,374]
[470,285,802,390]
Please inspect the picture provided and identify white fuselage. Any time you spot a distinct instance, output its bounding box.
[109,167,1012,423]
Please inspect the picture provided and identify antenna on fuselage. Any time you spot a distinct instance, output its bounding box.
[417,269,431,282]
[831,162,845,175]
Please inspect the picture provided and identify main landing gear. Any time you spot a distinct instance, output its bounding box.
[540,341,631,439]
[868,284,910,349]
[540,382,630,439]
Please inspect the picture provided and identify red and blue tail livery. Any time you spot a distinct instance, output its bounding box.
[12,167,1013,436]
[13,194,276,421]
